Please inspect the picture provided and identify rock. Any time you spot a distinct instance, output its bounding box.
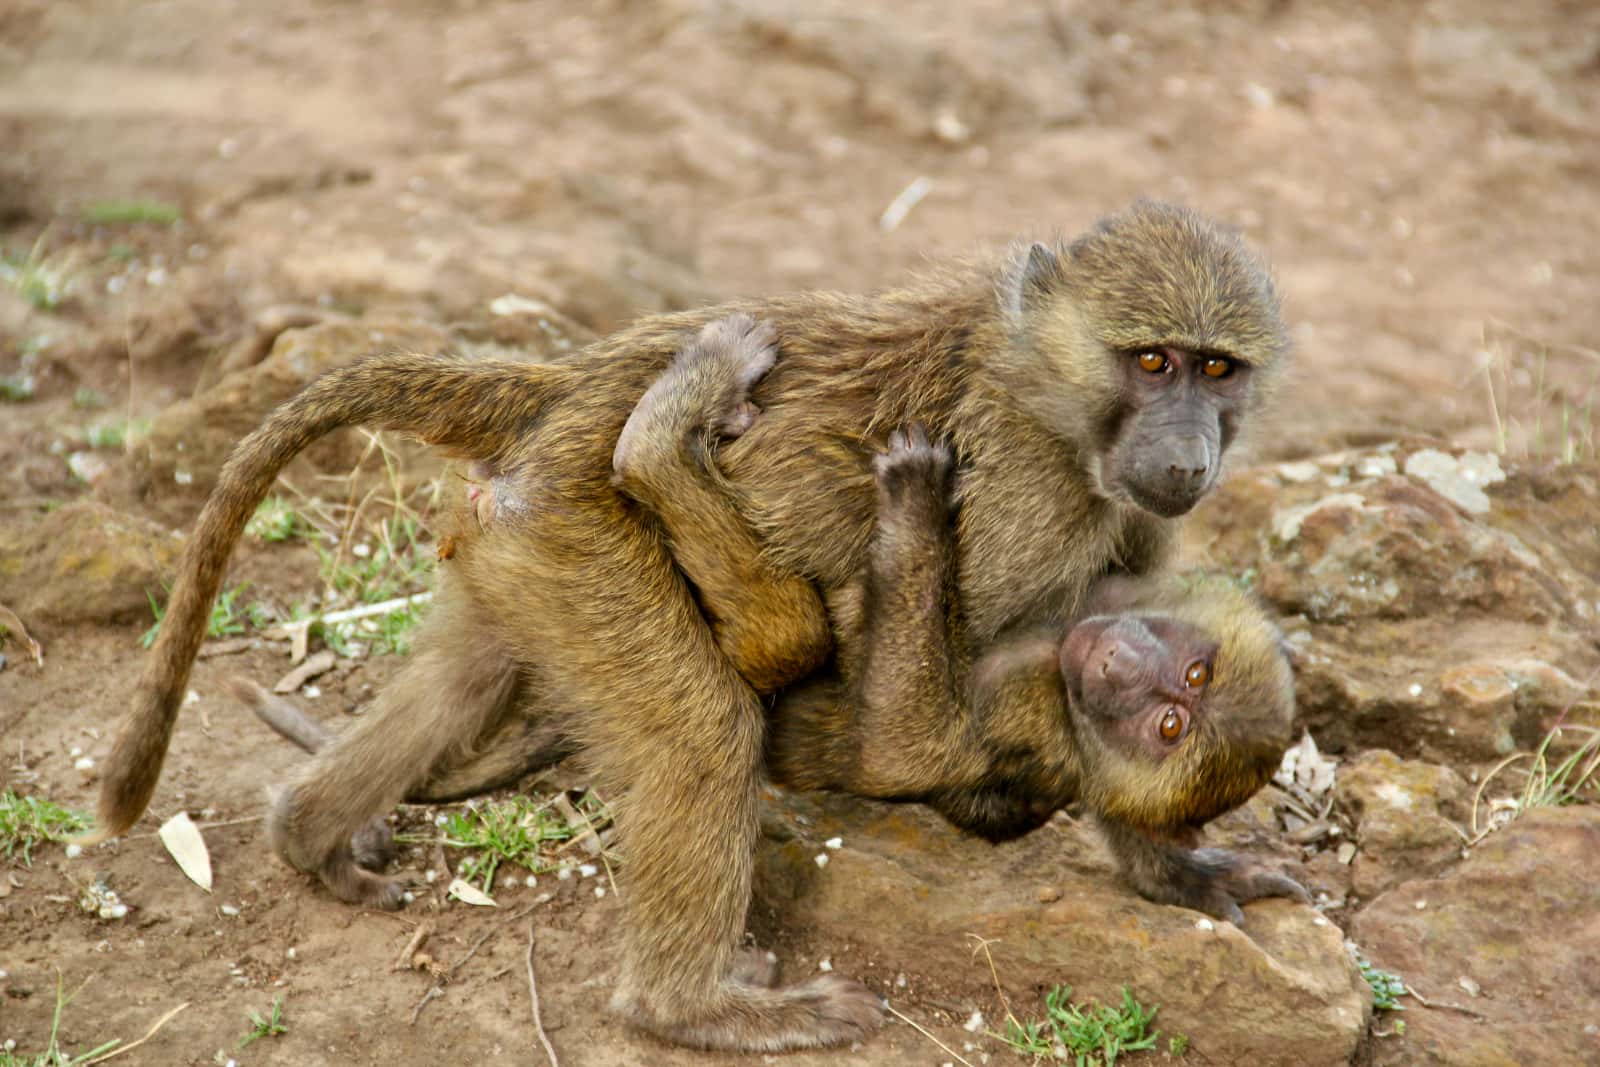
[1185,444,1600,761]
[1350,807,1600,1066]
[1336,751,1469,899]
[0,501,180,624]
[755,792,1368,1065]
[125,318,455,503]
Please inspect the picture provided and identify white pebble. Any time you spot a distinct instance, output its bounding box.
[963,1010,985,1032]
[174,469,193,485]
[303,685,321,699]
[286,947,298,960]
[525,875,538,888]
[578,863,598,878]
[557,867,573,881]
[814,853,829,868]
[1195,917,1215,931]
[425,869,438,883]
[594,886,606,899]
[823,837,843,850]
[352,543,372,558]
[434,814,448,826]
[895,973,907,989]
[65,844,83,859]
[818,957,832,972]
[402,891,416,905]
[107,903,128,920]
[220,904,241,916]
[69,745,83,757]
[1408,683,1424,697]
[1313,916,1329,926]
[74,757,95,771]
[184,690,201,706]
[1415,900,1427,910]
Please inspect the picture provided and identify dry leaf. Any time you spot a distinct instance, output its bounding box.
[273,650,337,693]
[157,812,213,892]
[447,878,497,907]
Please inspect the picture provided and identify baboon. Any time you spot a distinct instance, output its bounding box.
[87,201,1289,1051]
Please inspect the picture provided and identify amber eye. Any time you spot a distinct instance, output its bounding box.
[1184,660,1210,688]
[1135,350,1169,374]
[1159,709,1184,741]
[1201,356,1234,378]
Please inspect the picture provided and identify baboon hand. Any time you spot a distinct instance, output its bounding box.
[694,312,779,438]
[1185,848,1312,924]
[872,423,954,515]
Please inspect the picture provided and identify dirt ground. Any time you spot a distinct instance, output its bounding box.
[1,1,1597,1064]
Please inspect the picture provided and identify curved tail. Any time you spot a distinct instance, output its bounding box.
[80,351,561,843]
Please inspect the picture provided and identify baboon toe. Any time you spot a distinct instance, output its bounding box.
[792,975,887,1045]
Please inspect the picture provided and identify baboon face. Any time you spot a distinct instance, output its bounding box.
[1096,344,1253,517]
[1059,612,1219,763]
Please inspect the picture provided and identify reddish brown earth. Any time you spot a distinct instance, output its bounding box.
[2,1,1597,1064]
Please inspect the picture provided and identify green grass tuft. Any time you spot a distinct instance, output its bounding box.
[997,985,1161,1065]
[0,792,88,866]
[82,200,180,226]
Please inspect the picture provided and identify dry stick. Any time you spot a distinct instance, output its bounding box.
[525,922,560,1067]
[967,933,1027,1035]
[1405,985,1488,1020]
[82,1002,191,1065]
[392,921,434,971]
[883,1002,975,1067]
[409,986,444,1025]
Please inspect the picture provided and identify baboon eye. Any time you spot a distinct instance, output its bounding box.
[1201,356,1234,379]
[1184,660,1210,688]
[1135,350,1169,374]
[1158,708,1184,741]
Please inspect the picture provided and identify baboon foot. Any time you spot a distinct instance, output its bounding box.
[267,786,408,910]
[616,974,884,1052]
[612,312,778,480]
[873,423,954,513]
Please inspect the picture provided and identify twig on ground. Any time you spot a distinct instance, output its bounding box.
[83,1001,190,1064]
[884,1001,974,1067]
[448,926,497,980]
[393,921,433,971]
[526,921,560,1067]
[409,985,444,1024]
[967,933,1028,1035]
[1406,985,1488,1019]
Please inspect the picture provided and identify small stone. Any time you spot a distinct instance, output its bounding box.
[285,947,297,960]
[1414,900,1427,910]
[1036,885,1062,904]
[1336,842,1357,865]
[814,853,830,868]
[818,957,833,972]
[963,1010,985,1032]
[824,837,843,850]
[1195,918,1215,931]
[1458,976,1481,997]
[65,844,83,859]
[74,757,95,771]
[219,904,240,916]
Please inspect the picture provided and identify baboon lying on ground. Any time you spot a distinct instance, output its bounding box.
[90,201,1289,1050]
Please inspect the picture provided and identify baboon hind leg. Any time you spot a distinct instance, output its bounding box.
[478,494,881,1052]
[266,586,522,908]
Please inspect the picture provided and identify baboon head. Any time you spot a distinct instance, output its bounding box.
[996,200,1289,517]
[1059,575,1295,837]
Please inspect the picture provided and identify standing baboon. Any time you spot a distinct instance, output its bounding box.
[88,201,1288,1051]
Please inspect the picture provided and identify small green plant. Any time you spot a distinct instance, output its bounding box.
[83,421,131,450]
[1,235,74,310]
[1168,1034,1189,1056]
[71,387,106,410]
[0,374,35,402]
[236,997,287,1049]
[1357,957,1408,1013]
[0,792,88,866]
[0,973,122,1066]
[1480,320,1598,465]
[997,985,1160,1065]
[439,793,611,893]
[141,583,249,648]
[246,496,313,542]
[82,200,180,226]
[1471,722,1600,840]
[315,513,433,604]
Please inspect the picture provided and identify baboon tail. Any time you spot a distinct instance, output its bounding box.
[81,351,560,842]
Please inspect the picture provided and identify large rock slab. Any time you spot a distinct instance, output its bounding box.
[0,500,180,625]
[1350,806,1600,1066]
[1187,444,1600,760]
[756,791,1369,1065]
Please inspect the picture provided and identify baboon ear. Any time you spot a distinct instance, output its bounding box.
[1018,242,1064,310]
